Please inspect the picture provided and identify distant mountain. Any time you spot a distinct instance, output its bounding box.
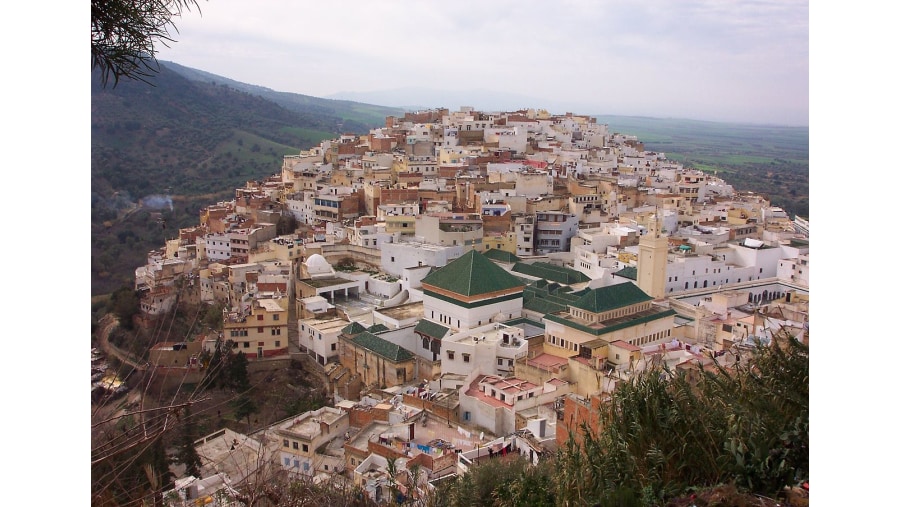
[161,61,405,130]
[325,86,555,114]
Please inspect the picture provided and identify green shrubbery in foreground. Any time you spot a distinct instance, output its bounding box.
[432,337,808,507]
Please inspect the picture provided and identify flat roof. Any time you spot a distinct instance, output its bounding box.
[257,299,286,312]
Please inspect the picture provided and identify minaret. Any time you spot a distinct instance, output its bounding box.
[637,207,668,299]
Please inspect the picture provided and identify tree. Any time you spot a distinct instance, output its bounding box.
[232,394,257,427]
[107,285,141,330]
[203,302,225,331]
[226,351,251,391]
[276,213,299,236]
[202,337,228,389]
[91,0,202,87]
[176,405,203,479]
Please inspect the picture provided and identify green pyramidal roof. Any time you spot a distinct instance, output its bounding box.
[482,248,519,263]
[421,250,524,297]
[342,322,368,335]
[571,282,653,313]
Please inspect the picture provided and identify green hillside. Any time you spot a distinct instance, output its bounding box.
[91,64,391,296]
[160,61,406,131]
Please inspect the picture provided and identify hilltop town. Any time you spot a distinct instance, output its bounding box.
[100,107,809,505]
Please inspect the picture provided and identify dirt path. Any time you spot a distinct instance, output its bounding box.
[96,314,145,371]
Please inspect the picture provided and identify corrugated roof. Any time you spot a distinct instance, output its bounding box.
[421,250,524,297]
[570,282,652,313]
[350,332,414,362]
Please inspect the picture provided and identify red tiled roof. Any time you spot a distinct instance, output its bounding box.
[526,353,568,371]
[610,340,640,352]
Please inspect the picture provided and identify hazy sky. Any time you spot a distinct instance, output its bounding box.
[157,0,808,126]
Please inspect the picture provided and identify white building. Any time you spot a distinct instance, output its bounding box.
[420,249,525,332]
[439,323,528,377]
[299,316,349,366]
[380,241,465,278]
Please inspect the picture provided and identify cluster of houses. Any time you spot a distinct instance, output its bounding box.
[137,107,809,506]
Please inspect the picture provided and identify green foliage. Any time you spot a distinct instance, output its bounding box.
[439,454,536,507]
[202,302,225,331]
[201,338,231,390]
[554,338,809,505]
[232,393,258,425]
[106,285,140,330]
[175,405,203,478]
[282,388,327,416]
[227,351,251,391]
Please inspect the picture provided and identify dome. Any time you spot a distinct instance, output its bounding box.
[305,254,333,275]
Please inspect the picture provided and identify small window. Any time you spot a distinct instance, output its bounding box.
[462,353,470,363]
[258,315,264,321]
[293,442,299,450]
[331,343,337,351]
[447,351,455,360]
[243,342,250,348]
[273,314,280,321]
[283,439,289,447]
[302,444,309,452]
[275,340,281,347]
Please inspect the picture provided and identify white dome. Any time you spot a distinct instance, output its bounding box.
[305,254,333,275]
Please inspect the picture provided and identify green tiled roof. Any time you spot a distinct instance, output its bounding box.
[350,332,414,362]
[482,249,520,263]
[570,282,653,313]
[524,280,584,305]
[341,322,368,335]
[421,250,524,297]
[523,297,567,314]
[512,262,591,285]
[613,266,638,280]
[414,319,450,339]
[367,324,389,334]
[545,308,677,336]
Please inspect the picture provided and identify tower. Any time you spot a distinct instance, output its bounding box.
[637,208,668,299]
